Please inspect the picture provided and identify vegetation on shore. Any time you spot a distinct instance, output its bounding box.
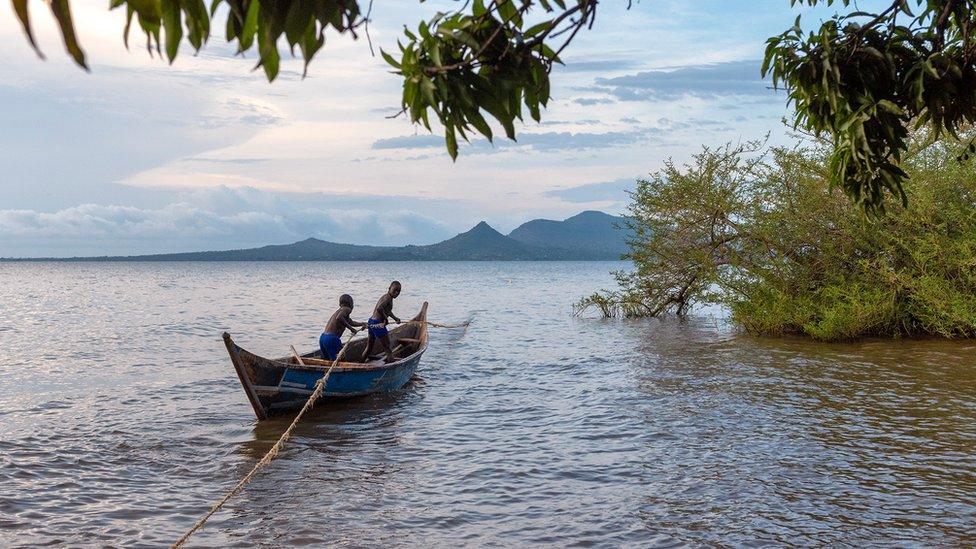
[576,134,976,341]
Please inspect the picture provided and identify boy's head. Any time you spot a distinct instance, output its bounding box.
[339,294,354,308]
[389,281,401,298]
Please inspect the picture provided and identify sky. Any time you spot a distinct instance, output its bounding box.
[0,0,865,257]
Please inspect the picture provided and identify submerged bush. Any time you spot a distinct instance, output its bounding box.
[577,136,976,340]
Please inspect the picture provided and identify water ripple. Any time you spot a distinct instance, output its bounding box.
[0,262,973,546]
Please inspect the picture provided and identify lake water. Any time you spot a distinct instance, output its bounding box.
[0,261,974,547]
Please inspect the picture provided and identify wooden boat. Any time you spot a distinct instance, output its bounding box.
[223,302,429,420]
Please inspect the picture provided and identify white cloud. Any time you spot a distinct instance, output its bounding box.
[0,187,453,257]
[593,60,776,101]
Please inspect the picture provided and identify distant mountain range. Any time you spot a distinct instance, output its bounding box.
[16,211,632,261]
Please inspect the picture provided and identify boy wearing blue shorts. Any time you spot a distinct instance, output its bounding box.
[363,281,402,363]
[320,294,366,361]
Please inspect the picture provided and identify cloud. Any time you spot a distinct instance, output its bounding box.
[0,186,453,257]
[184,157,272,165]
[194,97,285,129]
[519,130,652,151]
[592,60,773,101]
[545,178,636,204]
[371,134,446,150]
[372,128,656,153]
[559,59,640,73]
[573,97,616,106]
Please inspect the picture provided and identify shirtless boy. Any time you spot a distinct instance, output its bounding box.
[320,294,366,361]
[363,281,402,363]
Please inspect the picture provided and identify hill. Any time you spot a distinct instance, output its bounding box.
[128,238,390,261]
[376,222,578,260]
[507,210,630,255]
[11,211,631,261]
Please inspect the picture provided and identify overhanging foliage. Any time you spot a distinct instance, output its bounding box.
[10,0,976,211]
[765,0,976,213]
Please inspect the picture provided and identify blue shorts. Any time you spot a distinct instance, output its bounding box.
[367,318,388,338]
[319,333,343,361]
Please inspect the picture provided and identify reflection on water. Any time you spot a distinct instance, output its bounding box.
[0,261,973,546]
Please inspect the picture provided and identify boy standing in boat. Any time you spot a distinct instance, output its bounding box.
[363,281,402,363]
[321,294,367,361]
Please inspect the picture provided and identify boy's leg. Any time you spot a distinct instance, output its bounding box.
[379,333,395,362]
[320,334,341,361]
[362,332,374,361]
[319,334,333,360]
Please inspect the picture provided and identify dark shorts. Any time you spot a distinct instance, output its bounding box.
[367,318,388,338]
[319,332,343,361]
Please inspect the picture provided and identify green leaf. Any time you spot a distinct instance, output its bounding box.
[238,0,259,51]
[445,124,458,160]
[12,0,44,58]
[49,0,88,70]
[523,20,552,39]
[161,0,182,62]
[472,0,486,17]
[179,0,210,50]
[876,99,903,115]
[284,0,313,45]
[256,11,280,81]
[298,20,324,76]
[466,108,493,141]
[381,49,402,69]
[123,5,136,48]
[420,75,437,106]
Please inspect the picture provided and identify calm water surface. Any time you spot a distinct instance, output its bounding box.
[0,261,974,547]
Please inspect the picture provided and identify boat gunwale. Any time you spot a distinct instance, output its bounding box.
[224,302,428,374]
[266,342,428,373]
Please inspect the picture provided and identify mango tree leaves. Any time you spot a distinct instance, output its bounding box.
[764,0,976,213]
[19,0,360,74]
[12,0,594,160]
[384,1,592,159]
[15,0,976,202]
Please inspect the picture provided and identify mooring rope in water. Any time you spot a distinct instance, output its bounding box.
[170,330,358,549]
[171,318,470,548]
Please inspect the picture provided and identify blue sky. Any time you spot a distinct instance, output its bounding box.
[0,0,867,256]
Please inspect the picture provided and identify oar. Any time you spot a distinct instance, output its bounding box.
[289,345,306,366]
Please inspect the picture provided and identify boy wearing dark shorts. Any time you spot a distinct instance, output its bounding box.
[320,294,366,361]
[363,281,402,363]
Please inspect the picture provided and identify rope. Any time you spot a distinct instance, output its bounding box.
[171,317,470,548]
[414,320,470,329]
[171,331,358,548]
[371,319,470,330]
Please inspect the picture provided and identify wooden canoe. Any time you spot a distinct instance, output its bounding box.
[223,302,429,420]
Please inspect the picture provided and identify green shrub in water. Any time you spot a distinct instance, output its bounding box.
[576,135,976,340]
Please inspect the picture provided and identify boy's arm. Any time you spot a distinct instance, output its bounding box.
[388,303,401,324]
[340,310,365,332]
